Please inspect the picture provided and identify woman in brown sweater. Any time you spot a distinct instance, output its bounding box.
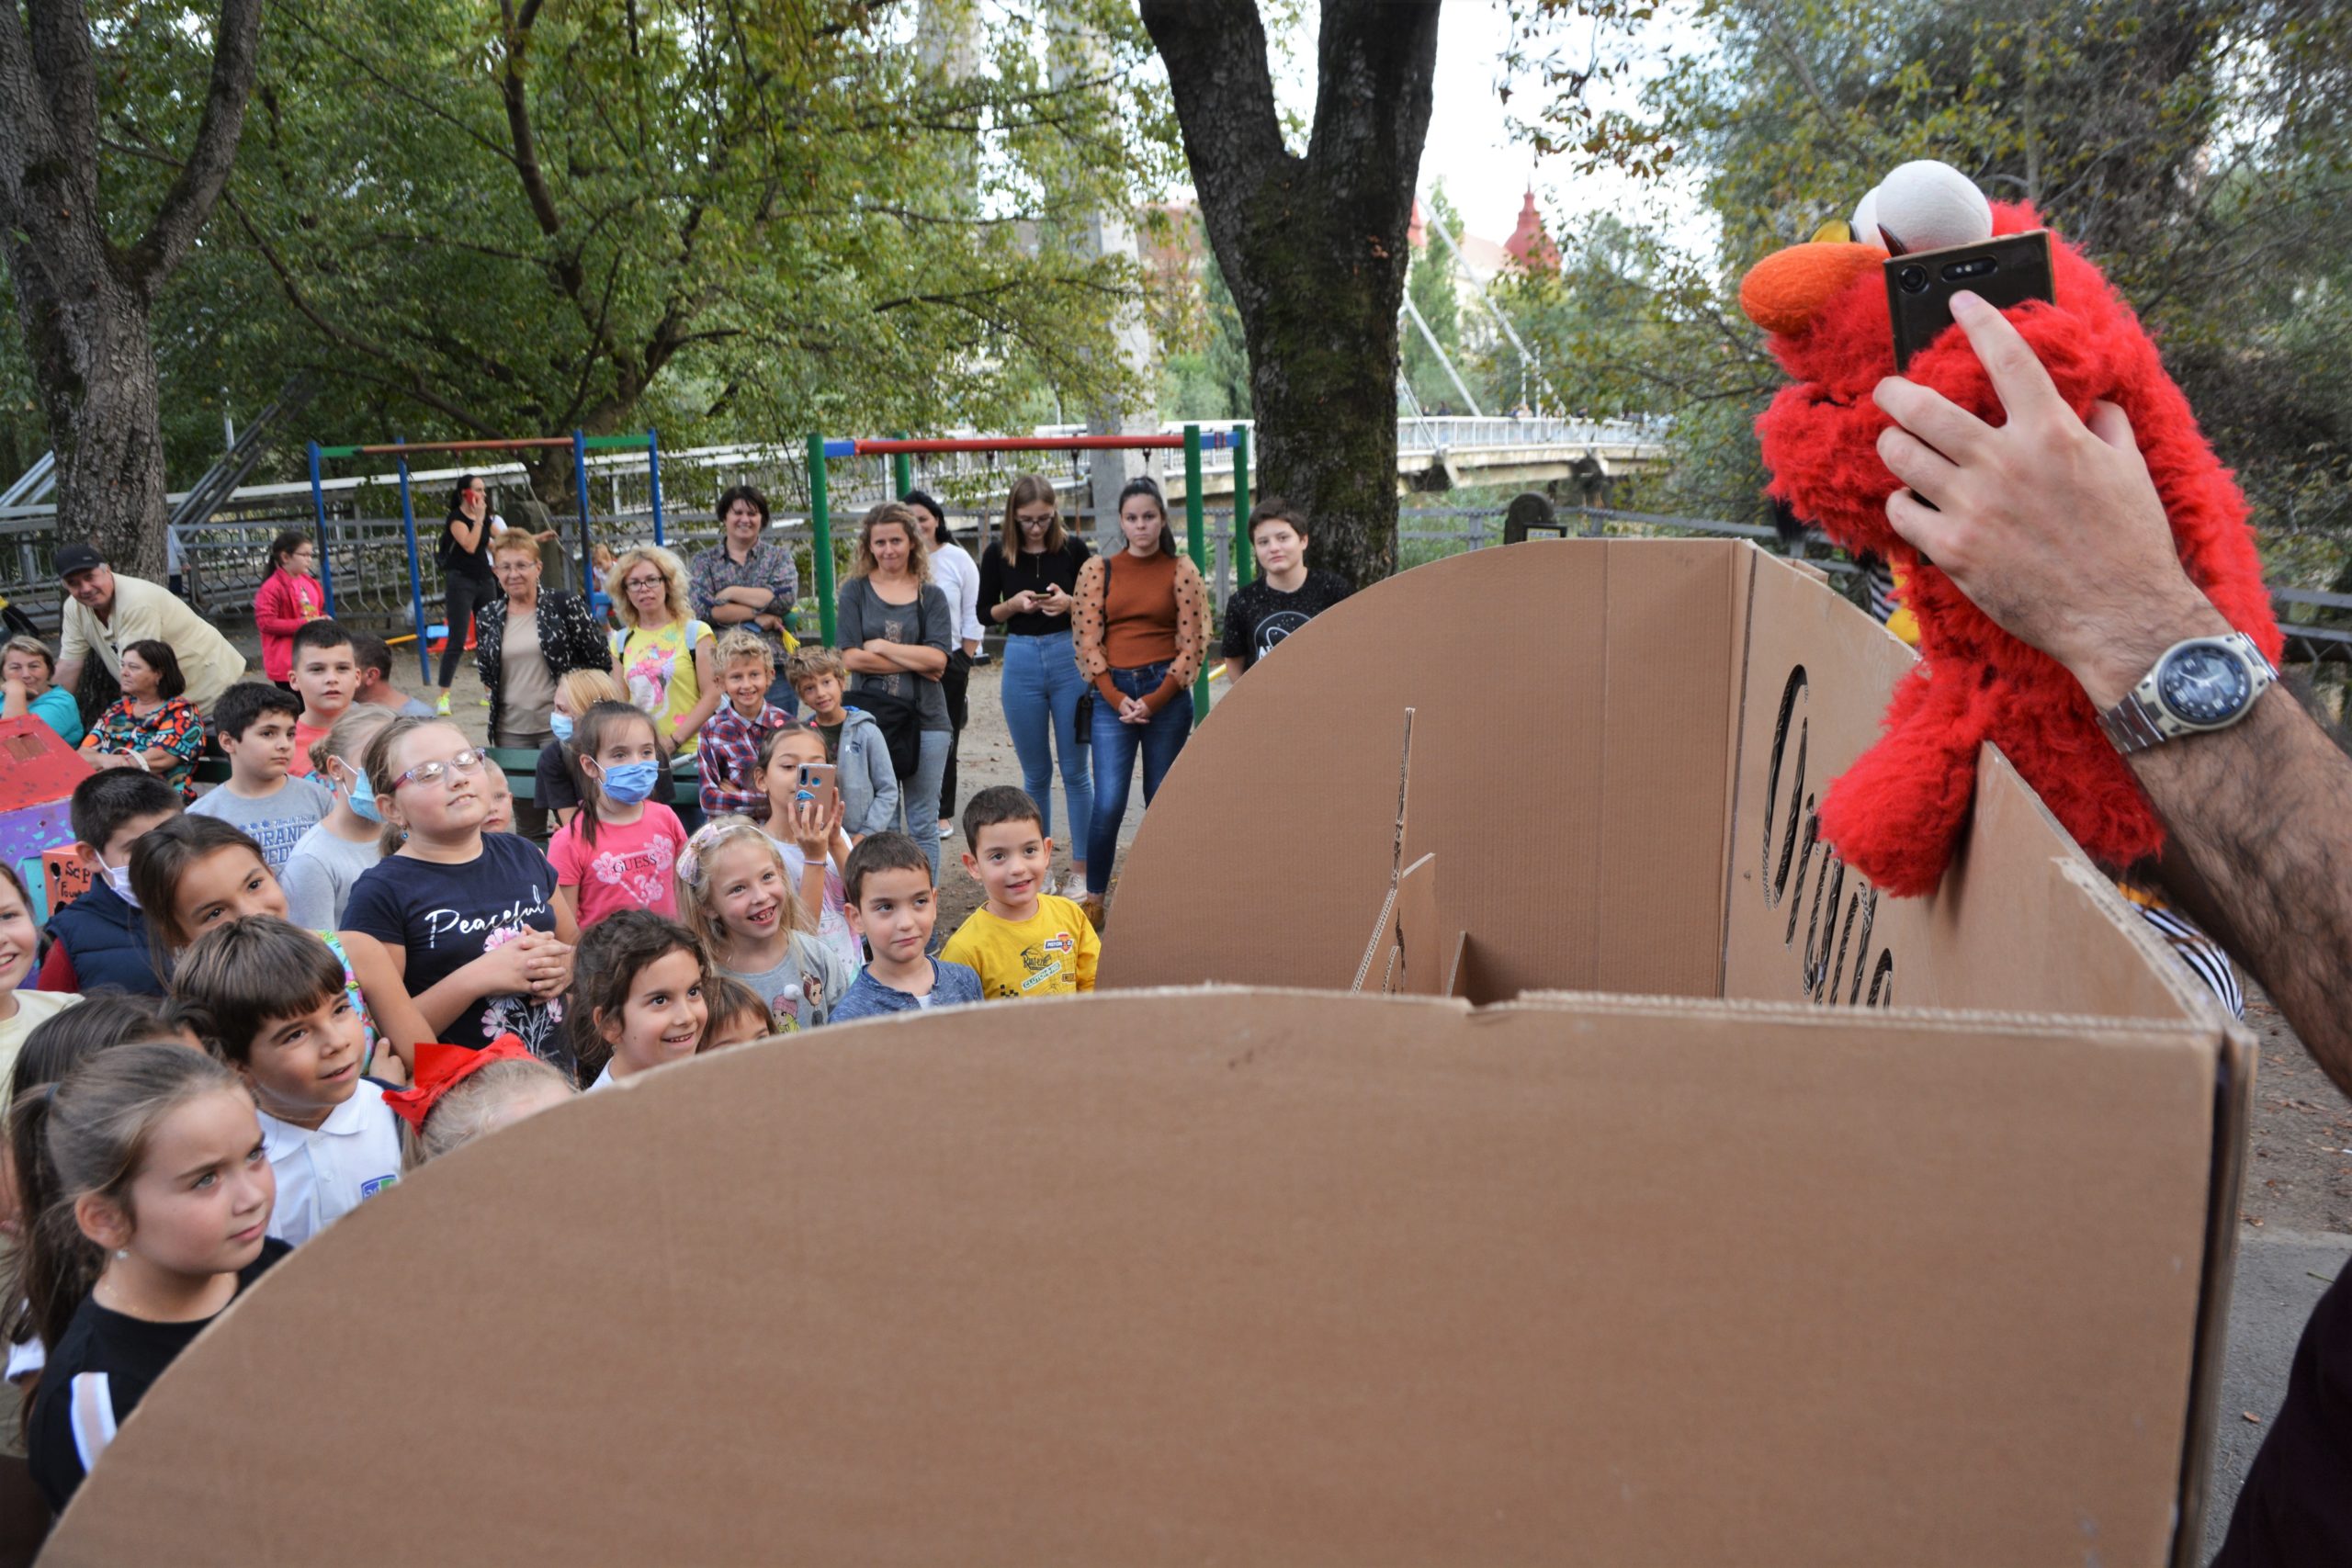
[1071,476,1209,921]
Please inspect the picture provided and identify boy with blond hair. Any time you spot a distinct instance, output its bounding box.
[698,627,796,820]
[941,786,1099,998]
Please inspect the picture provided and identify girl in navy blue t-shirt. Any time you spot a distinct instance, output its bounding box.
[339,718,580,1073]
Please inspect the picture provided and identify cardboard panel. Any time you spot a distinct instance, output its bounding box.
[1105,541,1736,998]
[54,991,2228,1567]
[1590,540,1745,994]
[1718,556,2199,1022]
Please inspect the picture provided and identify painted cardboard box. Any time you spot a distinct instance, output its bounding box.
[0,714,89,908]
[46,542,2247,1567]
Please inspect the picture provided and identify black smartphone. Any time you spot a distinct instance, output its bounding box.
[1886,230,2055,371]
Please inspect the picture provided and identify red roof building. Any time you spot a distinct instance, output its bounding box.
[1504,187,1559,272]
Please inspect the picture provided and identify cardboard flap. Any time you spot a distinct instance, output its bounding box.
[1719,554,2202,1022]
[1105,540,1745,999]
[51,990,2229,1567]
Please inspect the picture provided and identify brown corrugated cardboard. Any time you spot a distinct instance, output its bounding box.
[50,990,2239,1566]
[48,539,2253,1564]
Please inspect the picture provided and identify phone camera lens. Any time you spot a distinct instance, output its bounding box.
[1898,265,1930,295]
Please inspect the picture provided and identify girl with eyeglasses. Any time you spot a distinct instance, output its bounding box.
[338,717,580,1072]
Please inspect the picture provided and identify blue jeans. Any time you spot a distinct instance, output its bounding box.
[1087,661,1191,897]
[892,728,952,877]
[1001,631,1091,865]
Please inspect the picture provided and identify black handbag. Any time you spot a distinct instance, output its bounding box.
[848,588,932,780]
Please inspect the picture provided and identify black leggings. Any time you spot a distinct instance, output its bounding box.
[439,573,491,688]
[938,653,970,819]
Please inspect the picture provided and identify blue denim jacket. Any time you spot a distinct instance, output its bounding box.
[829,957,984,1021]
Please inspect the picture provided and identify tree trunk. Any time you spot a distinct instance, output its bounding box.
[1139,0,1440,590]
[6,235,171,576]
[0,0,264,579]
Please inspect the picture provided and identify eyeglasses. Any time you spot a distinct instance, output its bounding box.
[624,575,664,591]
[393,749,487,790]
[1016,511,1057,526]
[492,558,539,573]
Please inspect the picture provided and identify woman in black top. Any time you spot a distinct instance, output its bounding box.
[435,473,498,712]
[976,474,1094,896]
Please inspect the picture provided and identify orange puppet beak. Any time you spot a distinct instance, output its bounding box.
[1738,222,1888,336]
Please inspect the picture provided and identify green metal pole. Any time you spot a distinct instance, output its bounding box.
[807,434,837,646]
[891,432,913,501]
[1231,424,1253,589]
[1184,424,1208,726]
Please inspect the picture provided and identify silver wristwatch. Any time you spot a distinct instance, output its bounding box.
[2097,631,2277,754]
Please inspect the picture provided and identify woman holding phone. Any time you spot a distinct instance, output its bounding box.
[977,475,1093,897]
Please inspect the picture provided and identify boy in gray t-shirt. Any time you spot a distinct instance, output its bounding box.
[187,683,334,874]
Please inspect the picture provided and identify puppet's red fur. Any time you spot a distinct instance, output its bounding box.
[1750,202,2279,896]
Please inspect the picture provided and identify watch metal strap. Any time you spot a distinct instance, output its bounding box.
[2098,696,2169,754]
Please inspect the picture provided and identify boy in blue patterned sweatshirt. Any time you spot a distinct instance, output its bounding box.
[829,832,982,1021]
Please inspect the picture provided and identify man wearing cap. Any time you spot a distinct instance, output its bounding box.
[52,543,249,718]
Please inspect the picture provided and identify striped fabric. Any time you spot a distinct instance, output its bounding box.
[2119,884,2245,1019]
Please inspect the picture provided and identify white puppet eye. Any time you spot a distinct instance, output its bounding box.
[1871,160,1992,254]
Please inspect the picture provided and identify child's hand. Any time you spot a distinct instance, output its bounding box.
[525,935,575,998]
[790,796,833,855]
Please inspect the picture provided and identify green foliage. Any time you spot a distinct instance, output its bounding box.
[47,0,1182,491]
[1503,0,2352,553]
[1156,248,1250,420]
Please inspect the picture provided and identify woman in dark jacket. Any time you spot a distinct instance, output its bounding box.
[434,473,499,713]
[476,532,611,834]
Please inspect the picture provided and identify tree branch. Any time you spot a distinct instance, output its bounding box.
[126,0,265,293]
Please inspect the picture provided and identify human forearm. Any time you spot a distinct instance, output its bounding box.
[2125,684,2352,1089]
[842,648,897,674]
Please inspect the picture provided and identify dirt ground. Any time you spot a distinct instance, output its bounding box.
[2239,987,2352,1234]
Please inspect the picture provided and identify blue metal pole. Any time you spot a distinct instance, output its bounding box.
[306,441,336,615]
[394,450,431,685]
[571,430,594,564]
[646,428,666,547]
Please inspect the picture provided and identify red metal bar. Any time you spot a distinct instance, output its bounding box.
[851,434,1187,455]
[353,436,579,456]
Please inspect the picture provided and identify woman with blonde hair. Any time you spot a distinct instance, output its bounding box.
[976,475,1093,896]
[608,544,717,824]
[833,502,953,875]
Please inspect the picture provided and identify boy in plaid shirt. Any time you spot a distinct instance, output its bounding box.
[697,628,797,821]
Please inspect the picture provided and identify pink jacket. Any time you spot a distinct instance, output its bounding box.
[254,568,324,682]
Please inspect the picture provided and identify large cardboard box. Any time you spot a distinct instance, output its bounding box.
[47,543,2250,1566]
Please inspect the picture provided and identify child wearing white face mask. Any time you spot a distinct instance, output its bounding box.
[35,772,182,997]
[281,706,396,931]
[545,701,687,931]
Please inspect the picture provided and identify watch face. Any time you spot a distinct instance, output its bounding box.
[2156,643,2252,726]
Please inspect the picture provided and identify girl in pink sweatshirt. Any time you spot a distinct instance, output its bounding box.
[254,528,326,685]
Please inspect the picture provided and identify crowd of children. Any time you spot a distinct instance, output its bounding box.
[0,486,1349,1544]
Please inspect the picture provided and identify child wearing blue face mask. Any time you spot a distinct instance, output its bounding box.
[281,706,396,931]
[537,669,628,830]
[546,701,687,929]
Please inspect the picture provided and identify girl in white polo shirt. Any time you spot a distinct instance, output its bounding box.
[171,917,402,1246]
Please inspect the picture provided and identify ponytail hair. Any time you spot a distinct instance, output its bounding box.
[7,1044,246,1357]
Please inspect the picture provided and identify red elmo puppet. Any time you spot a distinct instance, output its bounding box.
[1740,168,2279,897]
